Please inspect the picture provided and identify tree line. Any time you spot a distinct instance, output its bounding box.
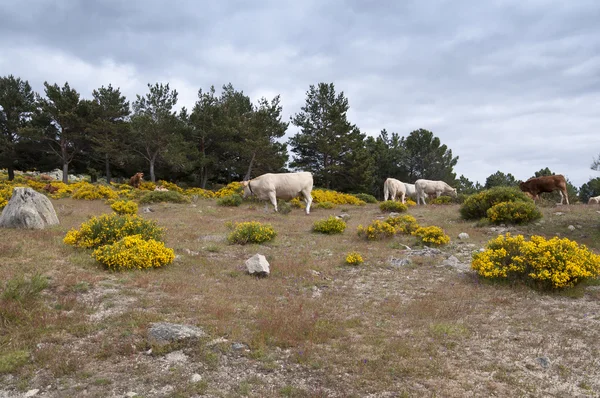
[1,75,599,201]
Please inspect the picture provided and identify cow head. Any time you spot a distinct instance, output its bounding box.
[240,180,252,198]
[450,188,457,197]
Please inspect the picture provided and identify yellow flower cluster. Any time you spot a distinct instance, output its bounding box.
[472,233,600,289]
[214,182,244,198]
[157,180,183,193]
[412,226,451,246]
[110,200,138,215]
[312,189,366,206]
[0,183,12,210]
[405,199,417,207]
[92,234,175,270]
[227,221,277,245]
[184,187,215,199]
[379,201,408,213]
[345,251,364,265]
[357,220,396,240]
[385,214,419,234]
[486,201,542,225]
[290,197,305,209]
[138,181,156,191]
[312,216,347,234]
[63,213,164,249]
[72,182,119,200]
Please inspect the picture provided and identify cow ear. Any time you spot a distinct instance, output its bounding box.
[240,181,248,187]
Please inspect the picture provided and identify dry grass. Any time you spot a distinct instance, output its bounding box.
[1,199,599,397]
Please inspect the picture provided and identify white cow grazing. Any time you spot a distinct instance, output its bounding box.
[588,195,600,204]
[404,183,417,200]
[241,172,314,215]
[415,179,457,205]
[383,178,407,203]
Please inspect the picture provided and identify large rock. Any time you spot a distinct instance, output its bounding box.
[245,254,270,276]
[148,322,205,346]
[0,187,59,229]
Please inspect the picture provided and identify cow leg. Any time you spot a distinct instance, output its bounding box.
[558,189,569,205]
[400,192,406,204]
[268,193,278,212]
[302,191,313,215]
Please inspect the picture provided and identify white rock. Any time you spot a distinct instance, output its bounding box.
[245,254,270,276]
[567,225,576,231]
[25,390,40,397]
[0,187,59,229]
[458,232,469,240]
[191,373,202,383]
[125,392,138,398]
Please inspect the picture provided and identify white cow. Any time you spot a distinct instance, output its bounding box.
[383,178,407,203]
[415,179,457,205]
[241,172,314,215]
[588,195,600,204]
[404,183,417,200]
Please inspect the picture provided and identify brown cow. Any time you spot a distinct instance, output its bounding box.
[43,183,59,194]
[519,174,569,205]
[129,172,144,188]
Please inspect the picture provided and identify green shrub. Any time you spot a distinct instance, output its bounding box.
[315,201,336,209]
[460,187,532,220]
[277,200,292,215]
[227,221,277,245]
[353,193,377,204]
[472,233,600,289]
[357,220,396,240]
[0,350,30,374]
[63,214,165,249]
[379,201,408,213]
[385,214,420,234]
[139,190,191,204]
[429,196,454,205]
[312,216,346,234]
[486,201,542,225]
[216,194,243,207]
[92,235,175,271]
[2,273,49,302]
[412,226,450,246]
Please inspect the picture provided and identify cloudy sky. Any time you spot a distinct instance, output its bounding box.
[1,0,599,186]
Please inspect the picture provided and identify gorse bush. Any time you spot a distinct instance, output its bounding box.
[486,201,542,225]
[429,196,454,205]
[312,189,366,206]
[357,220,396,240]
[92,235,175,271]
[385,214,420,234]
[139,190,191,204]
[405,198,417,207]
[353,193,377,204]
[312,216,346,234]
[379,201,408,213]
[157,180,184,193]
[63,214,165,249]
[110,200,138,215]
[345,251,364,265]
[72,183,119,200]
[315,201,336,209]
[472,233,600,289]
[227,221,277,245]
[184,187,215,199]
[216,194,243,207]
[214,181,244,198]
[277,200,292,214]
[460,187,532,220]
[412,226,451,246]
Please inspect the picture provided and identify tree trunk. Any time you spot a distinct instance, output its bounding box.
[62,162,69,184]
[105,153,111,184]
[7,166,14,181]
[244,152,256,181]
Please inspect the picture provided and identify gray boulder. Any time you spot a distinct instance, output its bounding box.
[0,187,59,229]
[148,322,205,346]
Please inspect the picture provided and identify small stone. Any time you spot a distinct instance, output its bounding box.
[191,374,202,383]
[553,212,564,216]
[232,342,248,351]
[536,356,551,368]
[458,232,469,240]
[25,390,40,397]
[567,225,576,231]
[142,207,154,213]
[389,257,412,267]
[125,392,138,398]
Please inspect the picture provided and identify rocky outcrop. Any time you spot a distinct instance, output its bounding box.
[0,187,59,229]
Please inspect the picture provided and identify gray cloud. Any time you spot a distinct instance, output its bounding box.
[1,0,599,186]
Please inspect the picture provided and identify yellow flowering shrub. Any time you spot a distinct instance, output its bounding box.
[25,179,47,192]
[290,197,305,209]
[110,200,138,215]
[157,180,184,193]
[63,214,164,249]
[472,233,600,289]
[185,187,215,199]
[412,226,451,246]
[429,196,454,205]
[345,251,364,265]
[47,182,75,199]
[357,220,396,240]
[405,199,417,207]
[385,214,420,234]
[214,182,244,198]
[0,183,13,210]
[92,235,175,271]
[312,189,366,206]
[72,182,119,200]
[138,181,156,191]
[379,201,408,213]
[353,193,377,204]
[486,201,542,225]
[227,221,277,245]
[312,216,346,234]
[216,194,242,207]
[315,201,336,209]
[138,190,191,204]
[460,187,532,220]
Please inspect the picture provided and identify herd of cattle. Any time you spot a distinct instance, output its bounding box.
[128,171,600,214]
